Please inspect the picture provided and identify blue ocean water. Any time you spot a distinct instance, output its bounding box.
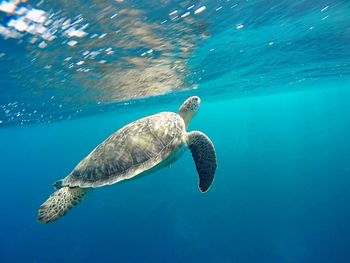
[1,0,350,262]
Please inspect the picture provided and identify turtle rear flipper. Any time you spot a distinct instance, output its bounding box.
[188,131,217,192]
[38,187,89,223]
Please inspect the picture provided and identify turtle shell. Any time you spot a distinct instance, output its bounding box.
[60,112,187,188]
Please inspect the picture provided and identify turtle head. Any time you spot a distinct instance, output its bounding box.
[179,96,201,128]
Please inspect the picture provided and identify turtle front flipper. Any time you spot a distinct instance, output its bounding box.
[188,131,217,192]
[37,187,90,223]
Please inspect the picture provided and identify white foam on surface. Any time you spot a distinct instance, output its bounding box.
[0,1,17,14]
[194,6,206,14]
[26,8,46,23]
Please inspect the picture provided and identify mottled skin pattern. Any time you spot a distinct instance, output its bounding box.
[178,96,200,127]
[37,96,217,223]
[38,187,89,223]
[188,131,217,192]
[60,112,187,188]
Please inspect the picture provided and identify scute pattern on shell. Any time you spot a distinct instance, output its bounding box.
[61,112,186,188]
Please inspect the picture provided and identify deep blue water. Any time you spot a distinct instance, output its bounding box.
[1,0,350,262]
[1,87,350,262]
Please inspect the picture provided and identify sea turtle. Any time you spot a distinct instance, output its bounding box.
[38,96,217,223]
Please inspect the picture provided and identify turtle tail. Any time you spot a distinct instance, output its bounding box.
[37,187,89,224]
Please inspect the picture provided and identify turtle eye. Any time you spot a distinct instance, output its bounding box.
[191,97,200,109]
